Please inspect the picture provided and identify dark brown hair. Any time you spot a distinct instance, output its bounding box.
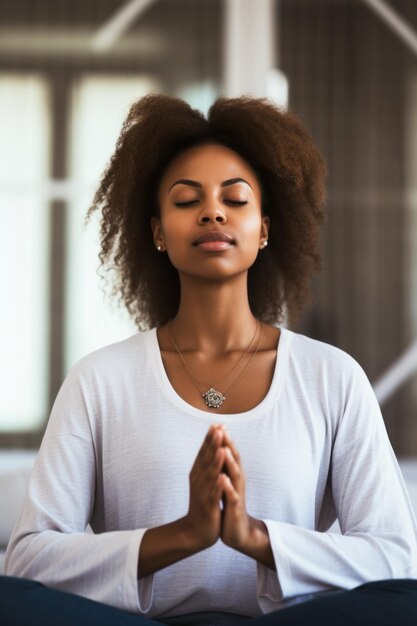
[87,93,327,329]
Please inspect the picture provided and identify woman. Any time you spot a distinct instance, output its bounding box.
[3,94,417,626]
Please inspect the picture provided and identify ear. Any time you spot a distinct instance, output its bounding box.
[151,217,166,252]
[259,215,269,249]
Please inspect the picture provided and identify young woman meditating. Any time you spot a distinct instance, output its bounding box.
[3,94,417,626]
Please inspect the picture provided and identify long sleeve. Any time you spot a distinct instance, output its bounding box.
[5,328,417,618]
[256,357,417,611]
[4,360,152,613]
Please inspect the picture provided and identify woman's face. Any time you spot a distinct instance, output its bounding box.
[152,143,269,282]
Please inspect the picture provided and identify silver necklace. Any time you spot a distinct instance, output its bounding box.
[167,319,263,409]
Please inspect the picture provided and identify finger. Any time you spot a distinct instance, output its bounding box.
[203,424,221,451]
[200,425,224,468]
[220,473,239,505]
[202,424,222,450]
[221,429,241,464]
[202,472,224,511]
[223,446,241,488]
[192,425,222,471]
[206,446,226,482]
[194,447,226,495]
[212,473,226,503]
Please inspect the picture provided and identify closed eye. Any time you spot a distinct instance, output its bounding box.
[174,200,248,207]
[174,201,198,207]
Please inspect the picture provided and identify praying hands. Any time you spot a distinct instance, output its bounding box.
[186,424,275,568]
[138,424,274,578]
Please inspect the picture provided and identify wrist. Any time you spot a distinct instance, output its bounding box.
[223,514,260,553]
[242,516,266,552]
[138,516,207,579]
[179,515,215,553]
[176,516,203,553]
[239,517,275,570]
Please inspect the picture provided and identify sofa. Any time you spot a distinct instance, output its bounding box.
[1,450,417,575]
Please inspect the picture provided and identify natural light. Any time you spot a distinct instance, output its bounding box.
[65,75,160,372]
[0,75,50,431]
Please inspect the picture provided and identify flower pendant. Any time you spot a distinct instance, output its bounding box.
[202,387,226,409]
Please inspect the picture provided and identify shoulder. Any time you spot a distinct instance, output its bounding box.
[46,330,156,437]
[285,328,362,373]
[282,330,382,440]
[65,329,154,387]
[283,328,375,407]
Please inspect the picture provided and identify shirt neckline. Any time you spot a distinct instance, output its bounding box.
[145,325,293,422]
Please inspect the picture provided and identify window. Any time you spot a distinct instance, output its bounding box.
[65,75,160,371]
[0,0,222,438]
[0,75,50,431]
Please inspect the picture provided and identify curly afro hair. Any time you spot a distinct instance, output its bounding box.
[87,93,327,329]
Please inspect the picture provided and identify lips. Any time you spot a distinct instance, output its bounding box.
[193,231,235,246]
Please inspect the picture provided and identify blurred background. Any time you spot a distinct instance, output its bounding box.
[0,0,416,460]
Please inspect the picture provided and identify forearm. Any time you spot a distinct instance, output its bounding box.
[138,516,204,578]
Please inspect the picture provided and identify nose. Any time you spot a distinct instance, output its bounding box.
[197,201,227,224]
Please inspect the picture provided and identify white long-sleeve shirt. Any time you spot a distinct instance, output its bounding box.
[5,327,417,619]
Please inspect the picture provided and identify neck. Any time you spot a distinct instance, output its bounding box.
[171,274,258,354]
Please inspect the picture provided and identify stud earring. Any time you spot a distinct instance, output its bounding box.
[157,245,163,251]
[261,241,268,248]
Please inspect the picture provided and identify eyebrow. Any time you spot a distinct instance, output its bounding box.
[168,177,252,192]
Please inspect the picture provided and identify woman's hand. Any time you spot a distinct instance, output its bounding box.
[219,428,252,550]
[220,429,276,570]
[183,424,227,551]
[138,424,225,577]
